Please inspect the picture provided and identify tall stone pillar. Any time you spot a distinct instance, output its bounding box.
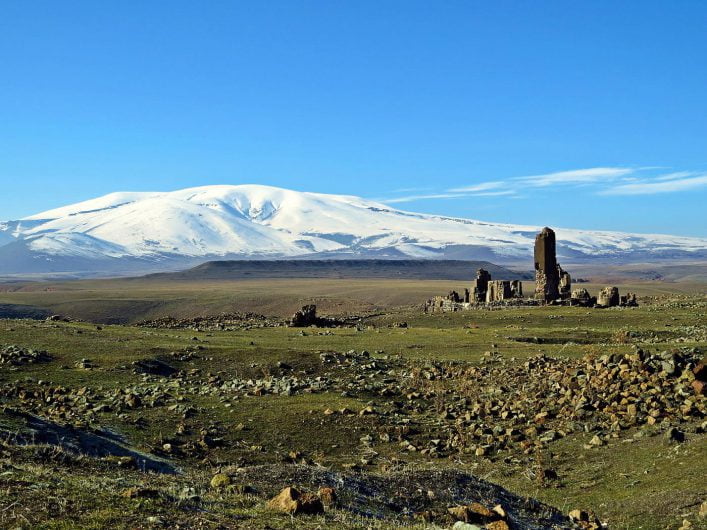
[534,227,560,302]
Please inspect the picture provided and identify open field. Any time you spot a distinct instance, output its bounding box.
[0,276,705,528]
[0,276,706,324]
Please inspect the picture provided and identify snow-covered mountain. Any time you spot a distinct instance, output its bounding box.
[1,184,706,275]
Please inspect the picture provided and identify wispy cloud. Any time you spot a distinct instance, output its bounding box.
[469,190,518,197]
[653,171,696,181]
[377,166,707,205]
[600,174,707,195]
[448,181,506,193]
[512,167,634,187]
[383,189,518,204]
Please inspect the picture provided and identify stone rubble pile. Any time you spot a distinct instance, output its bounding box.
[0,345,53,366]
[138,312,281,330]
[399,348,705,458]
[3,339,703,472]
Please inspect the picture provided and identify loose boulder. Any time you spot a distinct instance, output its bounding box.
[210,473,231,488]
[317,486,337,507]
[266,486,324,515]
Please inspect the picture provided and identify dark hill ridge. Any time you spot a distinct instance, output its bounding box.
[145,259,532,281]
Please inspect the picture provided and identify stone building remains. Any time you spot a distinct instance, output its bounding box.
[424,227,639,312]
[472,269,491,303]
[534,227,560,302]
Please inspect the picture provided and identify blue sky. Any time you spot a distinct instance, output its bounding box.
[1,1,706,236]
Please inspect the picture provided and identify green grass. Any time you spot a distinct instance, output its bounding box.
[0,280,705,528]
[1,276,705,323]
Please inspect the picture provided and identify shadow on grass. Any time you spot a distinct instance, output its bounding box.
[2,410,177,474]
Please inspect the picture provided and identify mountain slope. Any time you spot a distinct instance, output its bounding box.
[1,184,706,275]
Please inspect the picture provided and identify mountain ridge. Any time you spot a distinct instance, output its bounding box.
[2,184,706,275]
[143,259,532,282]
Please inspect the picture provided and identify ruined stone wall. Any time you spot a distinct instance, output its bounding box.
[472,269,491,303]
[558,265,571,300]
[486,280,514,303]
[510,280,523,298]
[597,286,620,307]
[290,305,317,326]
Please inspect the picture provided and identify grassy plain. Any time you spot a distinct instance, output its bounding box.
[0,276,704,528]
[0,276,705,323]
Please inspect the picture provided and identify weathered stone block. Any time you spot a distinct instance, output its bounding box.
[597,286,620,307]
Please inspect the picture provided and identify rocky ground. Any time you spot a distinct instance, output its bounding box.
[0,293,705,528]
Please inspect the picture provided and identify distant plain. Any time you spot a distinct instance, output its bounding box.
[0,262,705,528]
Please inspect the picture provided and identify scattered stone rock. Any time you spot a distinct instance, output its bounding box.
[133,358,178,377]
[588,435,605,447]
[0,345,53,366]
[665,427,685,443]
[75,358,94,369]
[448,502,500,524]
[452,523,483,530]
[317,486,337,506]
[266,486,324,516]
[122,487,159,499]
[138,312,280,330]
[568,508,602,529]
[210,473,232,488]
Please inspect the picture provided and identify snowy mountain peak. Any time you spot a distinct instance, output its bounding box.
[2,184,707,275]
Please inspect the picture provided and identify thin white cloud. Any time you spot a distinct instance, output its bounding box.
[513,167,634,186]
[447,167,634,195]
[381,189,518,204]
[653,171,696,181]
[600,174,707,195]
[469,190,518,197]
[448,181,506,193]
[378,166,706,205]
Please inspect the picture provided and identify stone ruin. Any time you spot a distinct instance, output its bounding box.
[424,226,639,312]
[472,269,523,304]
[425,290,467,313]
[289,304,318,327]
[532,227,573,302]
[486,279,523,302]
[425,268,525,312]
[534,227,560,302]
[559,266,571,299]
[288,304,356,327]
[472,268,491,303]
[597,286,619,308]
[533,227,637,308]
